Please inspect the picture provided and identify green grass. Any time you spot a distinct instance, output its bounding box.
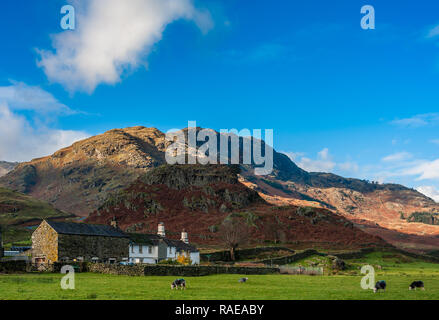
[345,251,439,276]
[0,273,437,300]
[1,250,438,300]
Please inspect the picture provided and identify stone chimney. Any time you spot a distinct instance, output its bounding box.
[110,216,118,229]
[158,222,166,237]
[181,230,189,244]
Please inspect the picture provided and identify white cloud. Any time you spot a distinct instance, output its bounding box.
[281,151,305,162]
[37,0,213,93]
[427,24,439,38]
[417,186,439,202]
[401,159,439,181]
[291,148,336,173]
[0,81,73,114]
[284,148,360,174]
[382,152,413,163]
[430,139,439,145]
[391,113,439,128]
[338,161,359,173]
[0,104,88,162]
[0,83,89,162]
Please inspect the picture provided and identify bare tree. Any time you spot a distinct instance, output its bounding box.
[220,217,249,261]
[265,218,286,244]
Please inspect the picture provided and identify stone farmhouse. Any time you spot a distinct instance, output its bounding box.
[31,220,200,265]
[32,220,129,264]
[128,223,200,265]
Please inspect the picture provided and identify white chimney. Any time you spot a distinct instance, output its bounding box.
[158,222,165,237]
[181,230,189,244]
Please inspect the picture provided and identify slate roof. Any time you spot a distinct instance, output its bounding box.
[46,220,128,238]
[128,233,199,252]
[127,233,161,246]
[165,239,199,253]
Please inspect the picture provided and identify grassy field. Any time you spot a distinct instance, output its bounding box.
[1,251,438,300]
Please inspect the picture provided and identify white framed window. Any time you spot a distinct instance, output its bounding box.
[139,245,143,254]
[148,246,152,254]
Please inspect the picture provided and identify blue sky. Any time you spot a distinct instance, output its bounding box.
[1,0,439,201]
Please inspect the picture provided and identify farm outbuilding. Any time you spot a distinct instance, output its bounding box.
[32,220,129,264]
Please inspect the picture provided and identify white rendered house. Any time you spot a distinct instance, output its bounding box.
[128,223,200,265]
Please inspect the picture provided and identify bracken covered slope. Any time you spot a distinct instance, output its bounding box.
[85,165,387,248]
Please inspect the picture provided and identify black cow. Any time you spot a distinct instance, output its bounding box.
[171,278,186,290]
[409,281,425,291]
[374,280,386,293]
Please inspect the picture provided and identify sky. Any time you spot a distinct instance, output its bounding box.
[1,0,439,201]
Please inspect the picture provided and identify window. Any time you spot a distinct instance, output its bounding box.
[139,245,143,254]
[131,245,135,253]
[91,257,99,263]
[169,247,172,255]
[109,258,116,264]
[148,246,152,254]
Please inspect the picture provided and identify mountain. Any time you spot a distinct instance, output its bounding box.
[0,127,169,216]
[0,161,18,177]
[86,164,387,249]
[242,173,439,252]
[1,125,437,251]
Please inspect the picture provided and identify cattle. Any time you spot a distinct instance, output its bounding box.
[238,277,249,283]
[409,281,425,291]
[373,280,386,293]
[171,278,186,290]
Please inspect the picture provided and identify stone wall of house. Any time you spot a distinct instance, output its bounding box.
[88,263,146,276]
[0,261,28,273]
[201,246,295,262]
[257,249,324,265]
[32,220,59,263]
[58,234,129,262]
[88,263,280,276]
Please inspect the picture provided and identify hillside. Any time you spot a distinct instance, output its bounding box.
[1,125,437,251]
[0,187,71,226]
[0,127,168,215]
[86,164,387,249]
[0,187,73,244]
[0,161,18,177]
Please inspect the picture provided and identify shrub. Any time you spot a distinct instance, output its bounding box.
[176,254,192,266]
